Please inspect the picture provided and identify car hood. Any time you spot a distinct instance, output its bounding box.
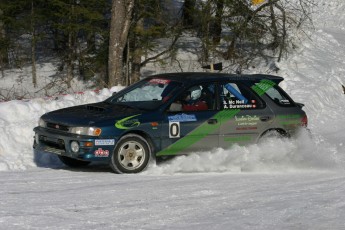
[41,101,144,126]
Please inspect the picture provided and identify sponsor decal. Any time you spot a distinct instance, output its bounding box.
[149,78,171,84]
[169,122,180,138]
[168,113,197,122]
[235,115,259,126]
[235,115,260,121]
[235,115,260,125]
[236,127,257,131]
[280,99,291,104]
[115,114,141,130]
[229,100,246,105]
[225,104,256,109]
[224,99,257,109]
[237,121,258,126]
[94,148,109,157]
[95,139,115,146]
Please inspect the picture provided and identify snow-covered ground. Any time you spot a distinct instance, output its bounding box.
[1,0,345,229]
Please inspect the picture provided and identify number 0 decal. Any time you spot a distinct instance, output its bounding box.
[169,122,180,138]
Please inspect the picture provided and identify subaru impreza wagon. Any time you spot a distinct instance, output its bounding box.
[33,72,308,173]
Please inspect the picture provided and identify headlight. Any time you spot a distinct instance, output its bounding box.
[39,118,46,127]
[69,127,102,136]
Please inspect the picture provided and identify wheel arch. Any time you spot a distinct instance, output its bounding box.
[259,128,290,140]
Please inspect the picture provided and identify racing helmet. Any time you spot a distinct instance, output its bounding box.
[188,86,202,100]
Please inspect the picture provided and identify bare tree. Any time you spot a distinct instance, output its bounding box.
[182,0,196,28]
[212,0,224,45]
[30,1,37,87]
[108,0,135,86]
[217,0,314,69]
[0,9,6,78]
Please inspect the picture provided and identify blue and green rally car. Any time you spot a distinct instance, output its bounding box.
[33,72,308,173]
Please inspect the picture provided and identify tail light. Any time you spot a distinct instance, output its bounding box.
[301,115,308,127]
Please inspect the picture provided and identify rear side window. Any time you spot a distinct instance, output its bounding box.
[253,81,294,106]
[220,82,264,109]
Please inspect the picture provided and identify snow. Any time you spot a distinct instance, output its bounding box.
[2,169,345,229]
[1,0,345,229]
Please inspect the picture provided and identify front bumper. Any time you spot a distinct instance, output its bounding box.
[33,127,115,162]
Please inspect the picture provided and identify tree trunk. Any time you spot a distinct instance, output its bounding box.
[108,0,135,87]
[200,1,212,63]
[213,0,224,45]
[129,18,143,84]
[182,0,196,28]
[66,30,74,88]
[65,3,75,89]
[0,9,5,78]
[31,1,37,88]
[275,3,286,62]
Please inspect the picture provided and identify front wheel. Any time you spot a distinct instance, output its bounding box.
[110,134,151,174]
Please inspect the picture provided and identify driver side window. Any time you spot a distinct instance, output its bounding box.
[169,83,216,112]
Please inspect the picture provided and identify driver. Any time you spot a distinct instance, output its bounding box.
[181,86,208,111]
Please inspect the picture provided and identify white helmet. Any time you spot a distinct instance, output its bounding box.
[189,86,202,100]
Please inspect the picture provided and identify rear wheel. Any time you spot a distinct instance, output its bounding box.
[58,155,91,167]
[110,134,151,174]
[259,129,289,142]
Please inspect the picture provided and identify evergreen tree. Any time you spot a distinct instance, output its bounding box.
[48,0,110,88]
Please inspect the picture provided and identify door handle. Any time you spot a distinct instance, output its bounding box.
[208,119,218,124]
[260,116,271,122]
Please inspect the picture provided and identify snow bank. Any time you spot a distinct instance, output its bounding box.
[0,88,120,171]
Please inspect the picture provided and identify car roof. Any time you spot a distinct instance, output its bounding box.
[145,72,284,84]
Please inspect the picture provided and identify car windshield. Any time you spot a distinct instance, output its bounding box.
[107,78,182,110]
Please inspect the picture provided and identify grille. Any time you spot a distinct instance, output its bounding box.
[46,122,69,132]
[40,137,65,150]
[43,146,65,155]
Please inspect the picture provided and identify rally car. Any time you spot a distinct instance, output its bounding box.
[33,72,308,173]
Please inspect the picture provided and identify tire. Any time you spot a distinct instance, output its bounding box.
[259,129,289,142]
[58,155,91,167]
[110,134,151,174]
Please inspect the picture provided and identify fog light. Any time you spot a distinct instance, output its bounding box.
[71,141,80,153]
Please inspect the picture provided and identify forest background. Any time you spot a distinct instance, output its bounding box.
[0,0,314,100]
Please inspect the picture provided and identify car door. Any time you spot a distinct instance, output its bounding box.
[218,81,275,148]
[157,82,220,156]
